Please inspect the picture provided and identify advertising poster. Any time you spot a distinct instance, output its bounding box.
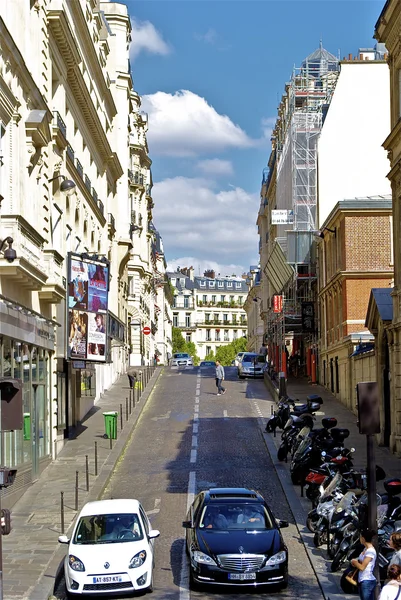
[68,259,89,310]
[87,312,106,361]
[68,310,88,359]
[88,263,108,312]
[67,253,110,363]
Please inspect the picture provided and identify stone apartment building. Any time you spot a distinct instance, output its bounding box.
[0,0,170,505]
[168,268,248,360]
[374,0,401,454]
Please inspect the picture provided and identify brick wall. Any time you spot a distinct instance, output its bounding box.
[345,215,392,271]
[344,278,392,335]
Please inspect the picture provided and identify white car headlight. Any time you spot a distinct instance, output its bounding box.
[191,550,217,566]
[69,555,85,572]
[129,550,147,568]
[265,551,287,566]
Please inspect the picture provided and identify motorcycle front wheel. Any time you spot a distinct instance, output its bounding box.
[306,510,319,533]
[277,442,288,462]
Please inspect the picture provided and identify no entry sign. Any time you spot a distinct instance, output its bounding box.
[143,326,151,335]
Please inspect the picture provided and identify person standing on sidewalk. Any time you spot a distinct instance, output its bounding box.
[351,529,377,600]
[215,360,226,396]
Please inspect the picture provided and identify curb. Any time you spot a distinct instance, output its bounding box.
[26,368,163,600]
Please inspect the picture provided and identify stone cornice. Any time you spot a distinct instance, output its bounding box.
[67,1,117,122]
[0,18,48,112]
[319,271,393,297]
[1,214,47,247]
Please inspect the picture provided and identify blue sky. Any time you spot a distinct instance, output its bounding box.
[125,0,384,277]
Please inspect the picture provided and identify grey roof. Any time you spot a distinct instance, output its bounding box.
[371,288,393,321]
[302,44,339,78]
[194,276,247,292]
[166,272,195,291]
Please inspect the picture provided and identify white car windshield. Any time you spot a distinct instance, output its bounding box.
[73,513,143,544]
[174,354,190,359]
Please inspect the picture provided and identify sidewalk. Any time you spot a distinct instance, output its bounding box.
[3,367,162,600]
[263,374,401,600]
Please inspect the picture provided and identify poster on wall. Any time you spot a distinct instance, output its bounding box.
[67,253,110,363]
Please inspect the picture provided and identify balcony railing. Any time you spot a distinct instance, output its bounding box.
[53,111,67,139]
[108,213,115,230]
[66,144,75,162]
[84,174,91,192]
[92,188,98,203]
[97,199,104,215]
[199,320,247,327]
[75,158,83,179]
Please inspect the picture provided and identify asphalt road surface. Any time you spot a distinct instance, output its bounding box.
[55,366,323,599]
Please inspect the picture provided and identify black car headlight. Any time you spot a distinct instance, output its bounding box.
[191,550,217,566]
[69,555,85,572]
[265,551,287,566]
[129,550,147,568]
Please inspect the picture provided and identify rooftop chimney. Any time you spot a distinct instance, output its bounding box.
[204,269,215,279]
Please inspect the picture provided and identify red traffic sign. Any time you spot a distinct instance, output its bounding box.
[143,326,151,336]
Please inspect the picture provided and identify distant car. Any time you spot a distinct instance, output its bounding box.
[200,361,216,368]
[58,498,160,596]
[238,353,267,378]
[233,352,245,367]
[183,487,288,589]
[171,353,193,367]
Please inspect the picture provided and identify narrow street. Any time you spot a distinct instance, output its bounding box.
[56,367,323,599]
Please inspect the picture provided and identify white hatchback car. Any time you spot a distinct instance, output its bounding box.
[59,498,160,596]
[171,352,193,367]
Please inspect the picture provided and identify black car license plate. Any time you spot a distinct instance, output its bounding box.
[228,573,256,581]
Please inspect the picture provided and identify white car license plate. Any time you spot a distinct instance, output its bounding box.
[228,573,256,581]
[93,575,123,584]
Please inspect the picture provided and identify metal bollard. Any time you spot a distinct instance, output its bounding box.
[86,455,89,491]
[120,404,123,431]
[61,491,65,534]
[270,405,274,415]
[75,471,79,511]
[95,441,98,476]
[126,397,129,421]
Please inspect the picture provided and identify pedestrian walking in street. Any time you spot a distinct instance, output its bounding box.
[351,528,377,600]
[215,360,226,396]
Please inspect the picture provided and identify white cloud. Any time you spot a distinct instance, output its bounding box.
[141,90,254,156]
[194,28,218,45]
[153,176,258,267]
[196,159,234,176]
[261,117,276,141]
[167,258,246,279]
[129,18,171,61]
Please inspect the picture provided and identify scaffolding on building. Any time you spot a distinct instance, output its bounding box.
[266,44,340,377]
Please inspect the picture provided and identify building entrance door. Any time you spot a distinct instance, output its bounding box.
[31,383,46,480]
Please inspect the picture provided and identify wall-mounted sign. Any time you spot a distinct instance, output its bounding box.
[301,301,315,332]
[271,210,294,225]
[143,326,151,336]
[67,253,110,363]
[273,295,283,313]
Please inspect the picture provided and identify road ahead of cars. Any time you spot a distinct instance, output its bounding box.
[55,366,323,599]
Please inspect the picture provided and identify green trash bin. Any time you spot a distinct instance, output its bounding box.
[23,413,31,441]
[103,411,117,439]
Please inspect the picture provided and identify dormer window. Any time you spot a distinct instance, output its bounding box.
[209,281,215,287]
[218,281,224,288]
[236,282,242,289]
[200,281,206,287]
[227,282,233,288]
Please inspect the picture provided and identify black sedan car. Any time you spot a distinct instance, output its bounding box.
[183,487,288,589]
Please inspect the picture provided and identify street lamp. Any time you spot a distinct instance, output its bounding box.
[0,237,16,263]
[49,174,76,196]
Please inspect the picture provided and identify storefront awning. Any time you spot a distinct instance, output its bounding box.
[264,241,294,294]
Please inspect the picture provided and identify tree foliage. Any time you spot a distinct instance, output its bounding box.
[172,327,200,365]
[214,337,248,366]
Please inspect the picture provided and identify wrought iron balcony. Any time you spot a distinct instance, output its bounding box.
[84,174,91,192]
[108,213,115,230]
[66,144,75,162]
[75,158,83,179]
[97,199,104,215]
[53,111,67,139]
[92,188,98,203]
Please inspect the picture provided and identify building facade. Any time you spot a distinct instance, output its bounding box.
[168,268,248,360]
[0,0,165,505]
[318,196,393,410]
[375,0,401,453]
[244,267,264,353]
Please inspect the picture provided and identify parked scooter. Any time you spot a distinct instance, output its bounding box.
[266,394,323,433]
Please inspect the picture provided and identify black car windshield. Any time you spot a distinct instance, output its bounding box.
[174,353,190,358]
[73,513,144,544]
[199,504,272,530]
